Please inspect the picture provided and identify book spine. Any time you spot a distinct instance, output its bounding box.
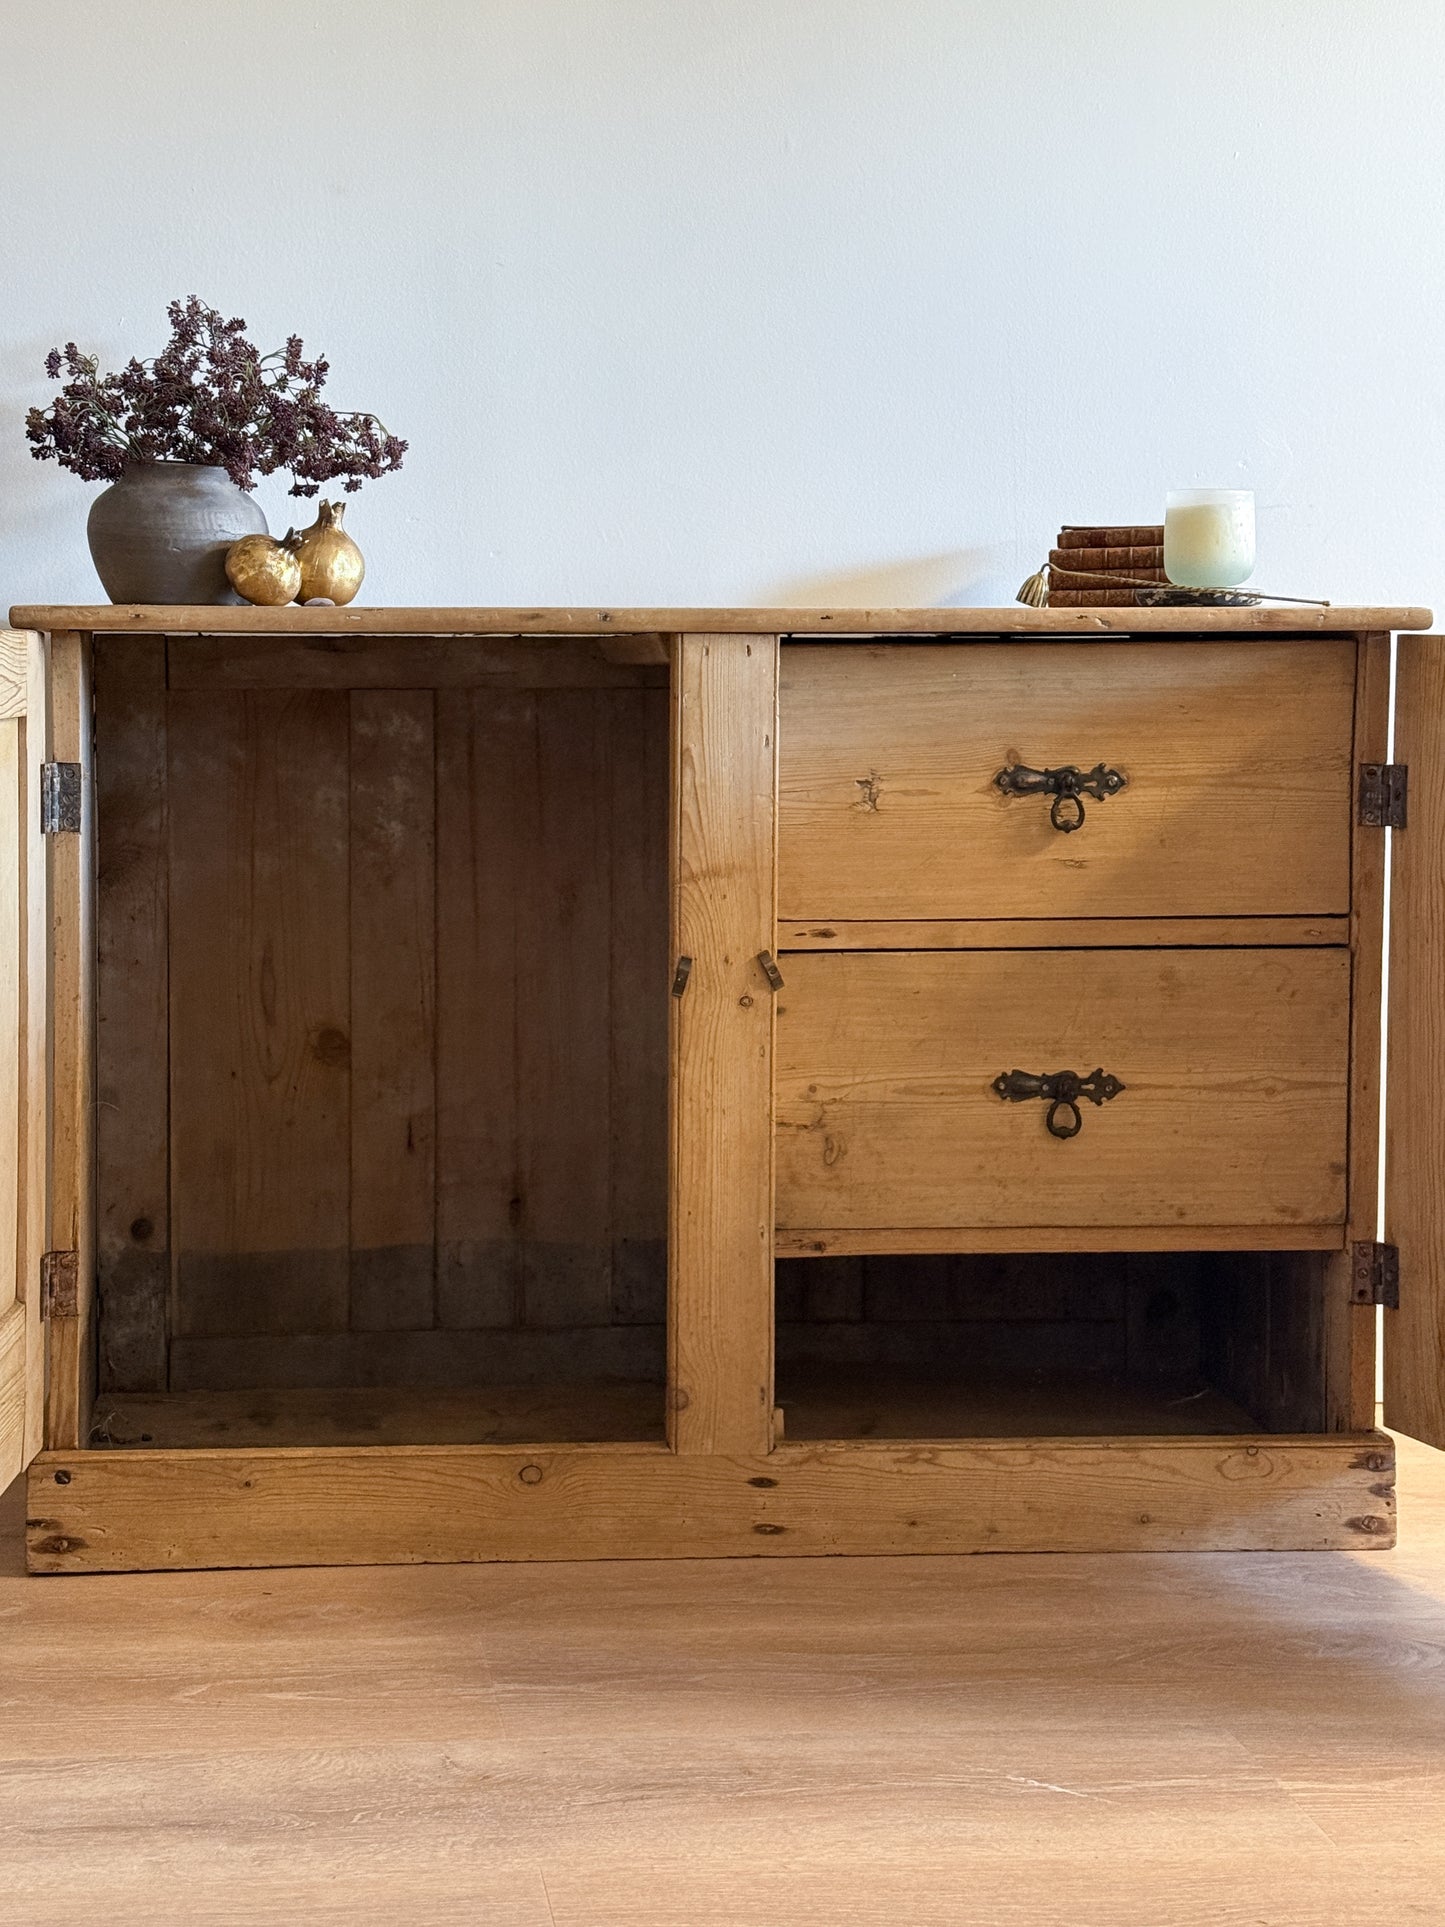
[1049,566,1166,588]
[1046,589,1140,607]
[1057,525,1164,549]
[1049,546,1163,572]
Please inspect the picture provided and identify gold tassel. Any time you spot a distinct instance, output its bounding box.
[1016,564,1050,608]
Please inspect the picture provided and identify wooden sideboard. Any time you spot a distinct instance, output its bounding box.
[4,602,1441,1572]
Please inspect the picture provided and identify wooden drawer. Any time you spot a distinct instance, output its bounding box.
[775,948,1350,1234]
[778,640,1356,919]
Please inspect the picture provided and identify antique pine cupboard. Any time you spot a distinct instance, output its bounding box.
[1,602,1442,1573]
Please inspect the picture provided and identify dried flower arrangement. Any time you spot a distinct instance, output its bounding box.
[26,295,406,496]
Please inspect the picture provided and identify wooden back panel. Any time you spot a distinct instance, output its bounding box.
[95,642,670,1395]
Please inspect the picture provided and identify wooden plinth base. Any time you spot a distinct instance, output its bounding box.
[27,1432,1396,1573]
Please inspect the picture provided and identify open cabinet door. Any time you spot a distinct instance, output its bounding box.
[0,631,45,1490]
[1385,632,1445,1447]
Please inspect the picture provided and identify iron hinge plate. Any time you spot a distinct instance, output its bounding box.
[1350,1241,1400,1309]
[1358,763,1407,830]
[40,761,82,834]
[41,1249,79,1319]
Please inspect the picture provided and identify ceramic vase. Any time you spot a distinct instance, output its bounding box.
[87,461,268,604]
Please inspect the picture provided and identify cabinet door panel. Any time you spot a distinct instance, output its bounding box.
[778,640,1355,920]
[1386,635,1445,1448]
[776,948,1349,1233]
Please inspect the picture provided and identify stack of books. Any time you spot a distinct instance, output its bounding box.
[1047,525,1165,606]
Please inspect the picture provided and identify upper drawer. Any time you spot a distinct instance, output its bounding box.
[778,640,1356,919]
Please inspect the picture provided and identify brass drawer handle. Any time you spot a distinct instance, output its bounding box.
[992,1066,1124,1139]
[994,761,1126,833]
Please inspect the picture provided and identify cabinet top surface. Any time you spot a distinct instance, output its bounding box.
[6,603,1433,636]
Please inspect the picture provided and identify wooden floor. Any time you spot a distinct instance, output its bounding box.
[3,1435,1445,1925]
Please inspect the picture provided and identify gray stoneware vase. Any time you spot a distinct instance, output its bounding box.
[86,460,267,604]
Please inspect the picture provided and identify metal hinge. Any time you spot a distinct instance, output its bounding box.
[40,761,82,834]
[1350,1241,1400,1309]
[671,955,693,998]
[1358,763,1407,829]
[41,1249,79,1319]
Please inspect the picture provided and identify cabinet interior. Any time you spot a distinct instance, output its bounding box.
[92,637,671,1450]
[774,1250,1334,1438]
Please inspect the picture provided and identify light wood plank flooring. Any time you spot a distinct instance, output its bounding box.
[3,1435,1445,1925]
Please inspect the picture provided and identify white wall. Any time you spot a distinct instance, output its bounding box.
[2,1,1442,614]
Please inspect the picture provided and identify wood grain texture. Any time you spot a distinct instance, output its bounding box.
[13,602,1433,633]
[167,633,670,689]
[1323,632,1391,1430]
[778,1225,1346,1257]
[609,686,670,1323]
[777,948,1350,1232]
[1387,634,1445,1448]
[520,692,613,1327]
[5,1434,1445,1925]
[0,714,36,1483]
[94,635,169,1391]
[0,1303,24,1489]
[348,691,436,1330]
[43,633,96,1450]
[24,1431,1392,1571]
[168,691,351,1338]
[778,640,1357,919]
[20,656,46,1467]
[779,916,1350,949]
[90,1382,665,1449]
[434,686,527,1329]
[670,634,778,1454]
[0,628,30,718]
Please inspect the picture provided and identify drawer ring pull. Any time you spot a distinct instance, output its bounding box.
[994,761,1126,832]
[992,1066,1124,1139]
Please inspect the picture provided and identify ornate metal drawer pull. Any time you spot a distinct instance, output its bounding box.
[993,761,1126,833]
[992,1066,1124,1139]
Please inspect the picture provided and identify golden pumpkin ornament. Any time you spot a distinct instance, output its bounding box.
[225,532,303,606]
[285,499,365,605]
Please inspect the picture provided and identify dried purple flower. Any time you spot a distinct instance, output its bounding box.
[26,297,407,495]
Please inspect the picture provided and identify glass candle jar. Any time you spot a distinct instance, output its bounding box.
[1164,489,1256,588]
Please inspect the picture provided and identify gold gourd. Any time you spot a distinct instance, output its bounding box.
[285,499,365,605]
[225,533,303,606]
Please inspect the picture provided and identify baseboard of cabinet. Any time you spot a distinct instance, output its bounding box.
[26,1431,1395,1573]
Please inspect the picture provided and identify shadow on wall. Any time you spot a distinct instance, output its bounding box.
[765,550,996,610]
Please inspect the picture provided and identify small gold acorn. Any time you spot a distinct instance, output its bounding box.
[285,499,365,606]
[225,533,303,606]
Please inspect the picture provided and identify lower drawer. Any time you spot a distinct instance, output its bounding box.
[774,948,1350,1233]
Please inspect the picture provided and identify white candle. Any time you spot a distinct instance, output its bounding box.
[1164,489,1256,588]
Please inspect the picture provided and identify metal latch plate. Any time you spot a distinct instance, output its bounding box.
[41,1249,79,1318]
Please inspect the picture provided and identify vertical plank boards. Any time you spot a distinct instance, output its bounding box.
[1326,632,1389,1430]
[94,636,169,1391]
[0,716,26,1484]
[608,685,670,1325]
[168,690,350,1344]
[670,633,778,1455]
[349,691,436,1331]
[519,691,613,1327]
[21,646,48,1464]
[1385,633,1445,1447]
[435,688,527,1328]
[44,631,96,1448]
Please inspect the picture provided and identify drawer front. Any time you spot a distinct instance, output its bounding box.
[778,640,1355,919]
[775,948,1349,1232]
